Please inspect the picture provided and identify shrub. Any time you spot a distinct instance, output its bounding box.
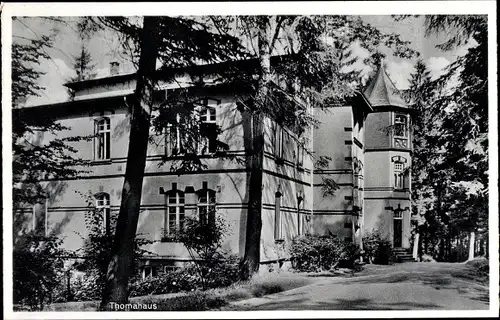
[128,255,239,297]
[129,268,198,297]
[172,213,239,290]
[13,235,66,310]
[70,270,104,302]
[289,234,357,272]
[363,231,395,265]
[465,257,489,282]
[69,191,151,301]
[140,292,228,311]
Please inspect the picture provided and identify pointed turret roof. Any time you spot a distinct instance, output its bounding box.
[363,63,407,109]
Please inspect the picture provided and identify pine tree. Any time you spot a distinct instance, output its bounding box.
[426,15,488,261]
[67,42,97,99]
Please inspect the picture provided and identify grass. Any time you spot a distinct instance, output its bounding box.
[138,272,316,311]
[45,271,317,311]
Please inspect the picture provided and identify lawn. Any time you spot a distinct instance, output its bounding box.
[45,271,324,311]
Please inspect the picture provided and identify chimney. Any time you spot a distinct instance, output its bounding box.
[110,61,120,76]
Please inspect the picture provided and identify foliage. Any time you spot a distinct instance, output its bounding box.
[314,155,340,197]
[140,292,228,311]
[13,235,66,310]
[289,234,357,272]
[363,231,395,265]
[171,214,240,290]
[67,42,97,99]
[399,15,488,262]
[135,272,313,311]
[72,191,152,300]
[12,17,91,207]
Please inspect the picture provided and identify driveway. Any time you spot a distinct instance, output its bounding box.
[225,262,489,310]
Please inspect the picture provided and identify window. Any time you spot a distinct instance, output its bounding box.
[198,189,216,225]
[95,118,111,160]
[199,105,217,154]
[394,114,408,137]
[274,191,282,240]
[394,209,403,219]
[274,124,284,159]
[297,195,304,235]
[394,162,405,189]
[394,114,409,148]
[142,266,158,279]
[166,114,187,156]
[95,193,111,234]
[297,145,305,168]
[32,200,47,236]
[165,101,218,156]
[166,191,185,235]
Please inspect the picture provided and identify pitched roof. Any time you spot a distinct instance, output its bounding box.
[363,64,407,108]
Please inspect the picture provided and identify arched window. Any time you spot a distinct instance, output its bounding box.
[95,117,111,160]
[198,188,216,225]
[274,190,282,240]
[274,124,285,160]
[296,145,305,168]
[95,193,110,234]
[166,190,185,235]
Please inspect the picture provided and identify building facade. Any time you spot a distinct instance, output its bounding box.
[15,61,414,273]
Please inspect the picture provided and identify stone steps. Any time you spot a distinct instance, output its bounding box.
[393,248,416,263]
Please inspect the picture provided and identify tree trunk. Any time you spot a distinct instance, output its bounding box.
[100,16,160,309]
[468,231,475,261]
[239,17,270,279]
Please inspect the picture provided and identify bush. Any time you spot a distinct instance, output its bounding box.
[172,213,240,290]
[466,257,489,282]
[129,255,240,298]
[289,235,357,272]
[140,292,228,311]
[13,235,66,310]
[363,231,395,265]
[70,270,104,302]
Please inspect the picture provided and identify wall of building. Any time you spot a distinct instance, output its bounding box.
[365,112,391,149]
[261,116,313,262]
[20,88,255,261]
[311,105,356,241]
[363,108,412,248]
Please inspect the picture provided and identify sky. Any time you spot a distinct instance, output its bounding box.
[12,15,473,106]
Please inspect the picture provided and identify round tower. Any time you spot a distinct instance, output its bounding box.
[362,64,413,249]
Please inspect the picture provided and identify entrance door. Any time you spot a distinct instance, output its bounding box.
[393,218,403,247]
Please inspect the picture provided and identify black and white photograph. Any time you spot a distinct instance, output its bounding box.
[2,1,498,318]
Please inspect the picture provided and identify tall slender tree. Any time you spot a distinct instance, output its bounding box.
[425,15,488,261]
[89,16,246,307]
[67,41,97,99]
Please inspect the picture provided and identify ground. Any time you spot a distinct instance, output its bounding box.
[224,262,490,310]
